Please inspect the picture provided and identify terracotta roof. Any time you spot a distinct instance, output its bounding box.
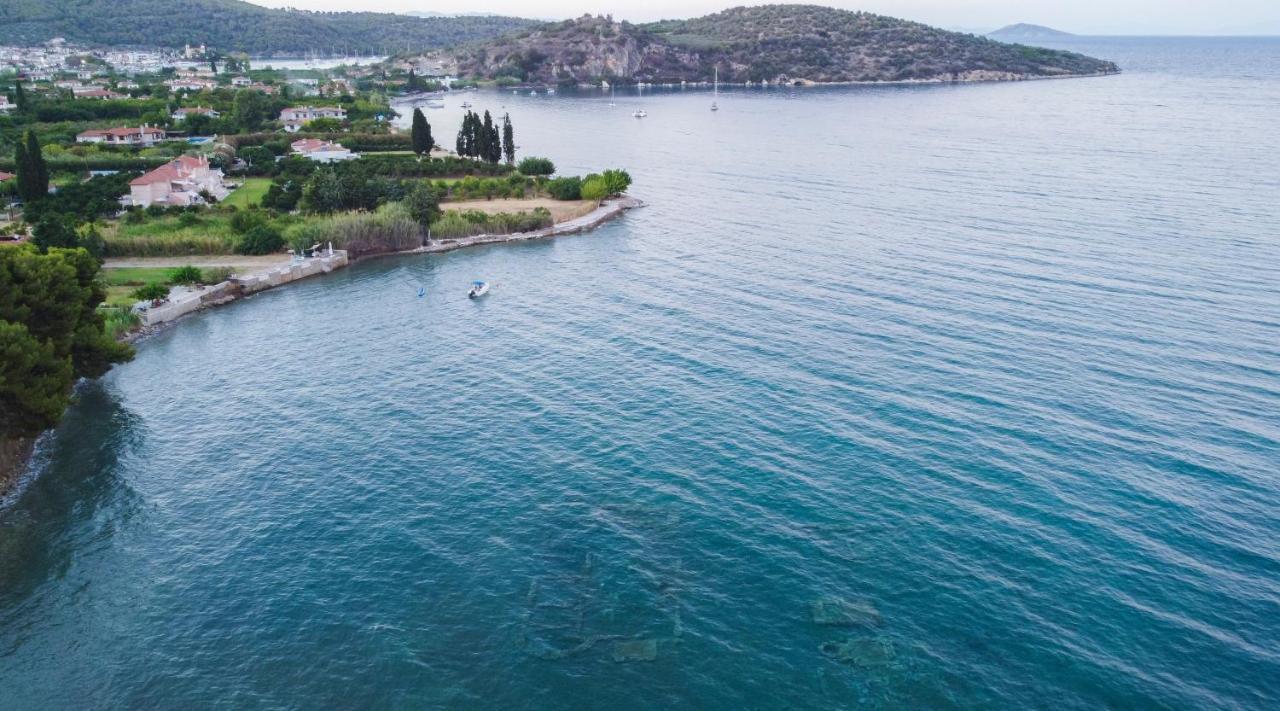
[291,138,344,153]
[78,126,165,139]
[0,171,13,181]
[130,156,208,186]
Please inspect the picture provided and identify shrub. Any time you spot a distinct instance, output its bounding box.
[131,282,170,301]
[601,169,632,195]
[102,307,141,339]
[546,176,582,200]
[177,212,202,227]
[236,224,284,255]
[201,266,235,284]
[580,176,610,201]
[429,207,553,239]
[284,202,421,258]
[229,209,268,234]
[517,156,555,176]
[168,265,204,284]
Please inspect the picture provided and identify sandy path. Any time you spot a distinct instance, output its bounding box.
[103,255,289,272]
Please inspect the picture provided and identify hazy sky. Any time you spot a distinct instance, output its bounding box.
[249,1,1280,35]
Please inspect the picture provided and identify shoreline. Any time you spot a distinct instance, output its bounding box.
[506,69,1122,91]
[1,196,642,501]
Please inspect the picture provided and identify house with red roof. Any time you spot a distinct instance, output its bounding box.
[77,126,166,147]
[0,171,14,182]
[128,156,228,208]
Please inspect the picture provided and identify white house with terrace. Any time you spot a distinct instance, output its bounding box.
[128,156,229,208]
[290,138,357,163]
[279,105,346,132]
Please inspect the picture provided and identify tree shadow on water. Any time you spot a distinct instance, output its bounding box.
[0,379,146,606]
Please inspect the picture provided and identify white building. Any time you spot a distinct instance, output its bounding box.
[290,138,357,163]
[128,155,229,207]
[171,106,220,121]
[0,96,12,113]
[279,105,347,131]
[231,76,251,87]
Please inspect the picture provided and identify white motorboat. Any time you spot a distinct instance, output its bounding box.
[468,281,490,299]
[633,109,647,118]
[461,101,472,109]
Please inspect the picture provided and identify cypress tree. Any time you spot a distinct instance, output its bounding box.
[411,108,432,158]
[13,80,27,113]
[480,111,494,163]
[16,131,48,203]
[502,113,515,164]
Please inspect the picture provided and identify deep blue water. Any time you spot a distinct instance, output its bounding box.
[3,38,1280,709]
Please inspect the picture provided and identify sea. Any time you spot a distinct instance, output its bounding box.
[2,37,1278,709]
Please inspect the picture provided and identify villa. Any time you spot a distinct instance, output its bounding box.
[168,78,217,92]
[290,138,357,163]
[128,155,229,208]
[76,125,166,146]
[74,88,127,100]
[231,76,252,87]
[279,105,347,132]
[172,106,220,121]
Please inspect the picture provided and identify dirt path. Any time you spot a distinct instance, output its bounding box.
[103,255,289,272]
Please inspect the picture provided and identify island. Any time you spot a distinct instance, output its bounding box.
[988,24,1079,41]
[403,6,1118,86]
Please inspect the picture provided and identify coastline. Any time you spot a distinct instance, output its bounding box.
[1,197,641,501]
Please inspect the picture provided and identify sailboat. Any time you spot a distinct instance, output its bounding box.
[711,67,720,111]
[609,83,615,107]
[633,82,647,118]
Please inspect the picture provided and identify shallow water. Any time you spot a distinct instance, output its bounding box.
[3,38,1279,708]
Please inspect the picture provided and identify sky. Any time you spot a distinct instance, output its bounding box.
[248,0,1280,35]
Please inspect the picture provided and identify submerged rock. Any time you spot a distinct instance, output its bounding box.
[820,637,896,667]
[811,597,882,627]
[612,638,659,662]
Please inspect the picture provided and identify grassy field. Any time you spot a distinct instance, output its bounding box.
[101,266,175,287]
[222,178,272,209]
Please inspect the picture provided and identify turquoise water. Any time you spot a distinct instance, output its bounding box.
[3,38,1280,708]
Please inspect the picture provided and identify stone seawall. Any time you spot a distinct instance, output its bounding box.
[139,250,350,328]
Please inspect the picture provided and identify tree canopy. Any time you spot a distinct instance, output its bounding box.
[0,246,133,439]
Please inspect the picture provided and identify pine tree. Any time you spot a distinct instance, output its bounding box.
[411,108,432,159]
[502,113,515,164]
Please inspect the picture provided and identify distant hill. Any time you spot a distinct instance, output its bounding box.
[988,24,1077,41]
[419,5,1117,85]
[0,0,537,54]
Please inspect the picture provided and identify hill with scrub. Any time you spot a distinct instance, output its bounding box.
[0,0,537,55]
[426,5,1118,85]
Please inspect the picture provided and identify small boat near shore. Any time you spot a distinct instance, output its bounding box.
[468,281,490,299]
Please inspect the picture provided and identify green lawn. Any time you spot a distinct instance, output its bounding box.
[101,266,175,307]
[101,266,175,286]
[223,178,272,208]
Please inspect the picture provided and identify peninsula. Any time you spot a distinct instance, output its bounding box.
[403,5,1118,86]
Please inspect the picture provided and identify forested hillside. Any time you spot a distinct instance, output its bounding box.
[0,0,536,54]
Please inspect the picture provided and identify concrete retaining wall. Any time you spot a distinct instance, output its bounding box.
[139,251,349,327]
